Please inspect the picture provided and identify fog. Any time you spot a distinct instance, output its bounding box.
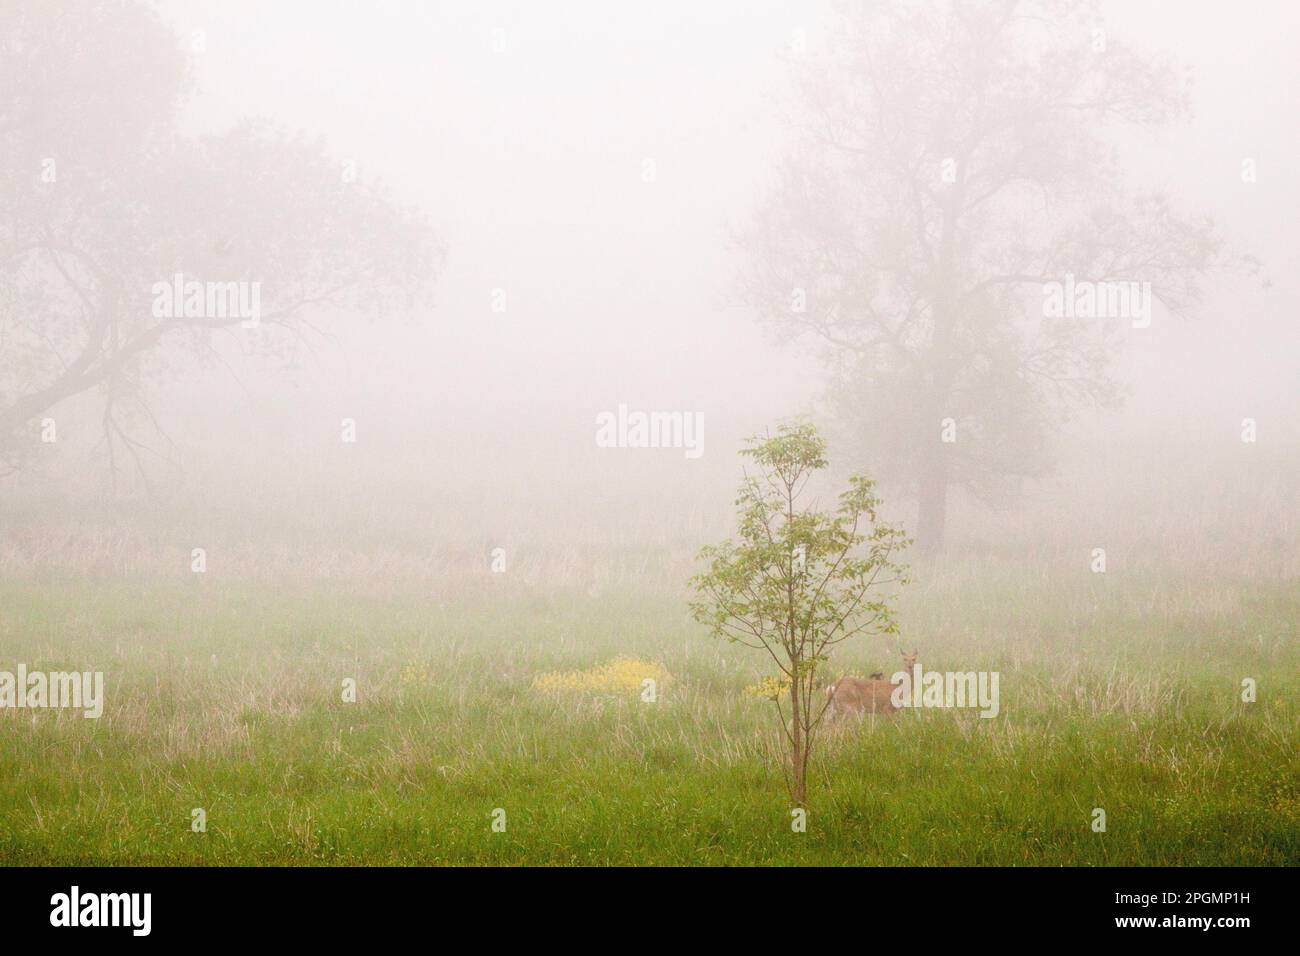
[3,0,1298,583]
[3,0,1299,873]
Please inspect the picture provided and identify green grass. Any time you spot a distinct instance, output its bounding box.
[0,570,1296,865]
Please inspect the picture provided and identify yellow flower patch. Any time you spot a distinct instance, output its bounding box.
[531,656,672,696]
[742,675,790,701]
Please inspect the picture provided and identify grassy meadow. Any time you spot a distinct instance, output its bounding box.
[1,561,1295,865]
[4,0,1300,876]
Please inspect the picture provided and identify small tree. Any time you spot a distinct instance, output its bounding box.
[690,422,909,806]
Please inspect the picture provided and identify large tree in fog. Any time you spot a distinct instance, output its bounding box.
[741,0,1248,554]
[0,1,436,479]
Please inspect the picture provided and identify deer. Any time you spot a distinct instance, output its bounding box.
[824,650,918,722]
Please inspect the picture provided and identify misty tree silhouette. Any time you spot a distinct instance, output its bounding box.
[740,0,1256,555]
[0,0,439,483]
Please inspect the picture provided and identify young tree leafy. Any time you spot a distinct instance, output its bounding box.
[690,422,909,805]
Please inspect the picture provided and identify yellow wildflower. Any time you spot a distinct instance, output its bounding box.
[532,656,672,696]
[742,675,790,701]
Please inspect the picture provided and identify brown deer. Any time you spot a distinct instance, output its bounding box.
[824,650,918,721]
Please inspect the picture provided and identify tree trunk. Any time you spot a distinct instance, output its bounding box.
[914,463,949,559]
[788,668,806,806]
[913,374,952,559]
